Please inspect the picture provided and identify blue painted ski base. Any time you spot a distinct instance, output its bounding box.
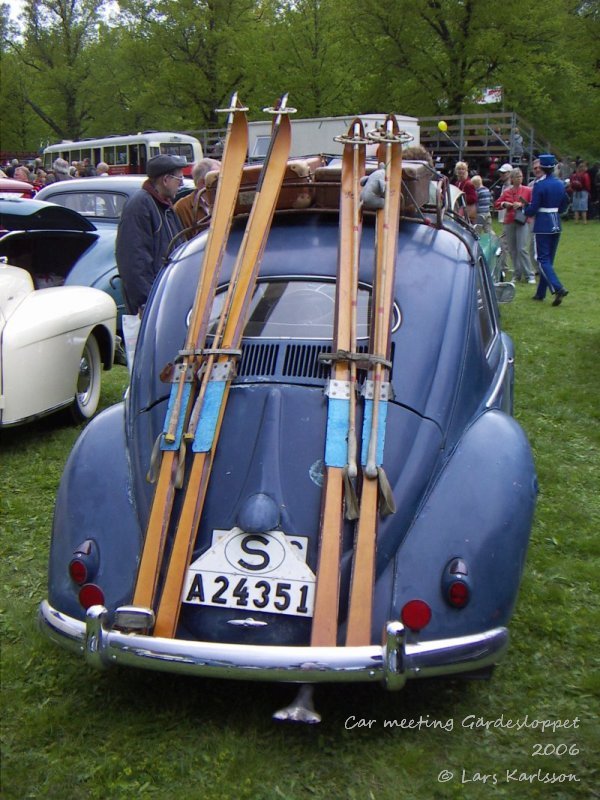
[361,398,388,466]
[324,397,350,467]
[161,383,192,451]
[193,381,227,453]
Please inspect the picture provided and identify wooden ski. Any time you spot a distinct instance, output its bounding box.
[345,115,405,646]
[310,119,368,647]
[153,96,294,638]
[132,95,249,610]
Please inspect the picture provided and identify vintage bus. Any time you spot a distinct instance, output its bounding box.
[43,132,202,176]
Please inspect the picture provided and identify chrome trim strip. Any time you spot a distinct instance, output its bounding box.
[485,346,513,409]
[39,601,508,687]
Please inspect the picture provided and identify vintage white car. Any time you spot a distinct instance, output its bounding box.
[0,262,117,426]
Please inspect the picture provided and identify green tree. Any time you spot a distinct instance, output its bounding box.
[7,0,109,141]
[255,0,358,118]
[118,0,259,127]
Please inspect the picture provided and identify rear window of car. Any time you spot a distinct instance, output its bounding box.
[41,190,129,220]
[205,279,400,340]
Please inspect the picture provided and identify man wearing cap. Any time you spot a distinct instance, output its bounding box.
[116,154,186,315]
[495,163,514,275]
[523,154,570,305]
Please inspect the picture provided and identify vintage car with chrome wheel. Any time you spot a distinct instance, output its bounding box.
[39,119,536,723]
[0,261,116,426]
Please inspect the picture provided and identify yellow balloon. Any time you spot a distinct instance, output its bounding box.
[438,120,448,132]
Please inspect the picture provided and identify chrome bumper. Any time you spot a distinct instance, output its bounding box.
[39,600,508,689]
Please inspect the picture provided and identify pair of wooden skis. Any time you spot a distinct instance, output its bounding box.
[132,93,293,638]
[311,115,404,648]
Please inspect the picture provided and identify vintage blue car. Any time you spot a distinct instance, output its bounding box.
[39,158,536,721]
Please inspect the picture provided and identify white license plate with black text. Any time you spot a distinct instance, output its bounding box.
[182,529,316,617]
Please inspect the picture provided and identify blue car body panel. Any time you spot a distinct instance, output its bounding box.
[41,197,536,687]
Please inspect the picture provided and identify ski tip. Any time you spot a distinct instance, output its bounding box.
[334,117,369,145]
[263,93,297,116]
[215,93,249,116]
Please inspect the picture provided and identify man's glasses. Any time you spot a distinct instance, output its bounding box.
[166,174,184,183]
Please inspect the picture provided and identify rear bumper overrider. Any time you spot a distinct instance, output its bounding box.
[39,600,508,689]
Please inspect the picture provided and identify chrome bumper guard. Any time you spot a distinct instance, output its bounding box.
[39,600,508,689]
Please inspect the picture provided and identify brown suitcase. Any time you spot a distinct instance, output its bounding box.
[313,160,432,214]
[204,156,325,215]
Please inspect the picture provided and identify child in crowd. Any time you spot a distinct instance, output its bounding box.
[471,175,492,233]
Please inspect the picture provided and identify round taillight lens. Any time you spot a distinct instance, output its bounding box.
[448,580,470,608]
[69,558,88,585]
[401,599,432,632]
[78,584,105,610]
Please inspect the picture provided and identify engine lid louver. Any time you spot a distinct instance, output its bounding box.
[235,341,372,385]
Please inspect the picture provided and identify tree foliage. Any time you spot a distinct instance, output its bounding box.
[1,0,598,160]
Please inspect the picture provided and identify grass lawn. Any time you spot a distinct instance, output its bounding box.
[1,221,598,799]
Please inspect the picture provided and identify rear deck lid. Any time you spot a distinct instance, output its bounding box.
[0,198,97,233]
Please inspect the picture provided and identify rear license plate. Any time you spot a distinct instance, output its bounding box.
[182,528,316,617]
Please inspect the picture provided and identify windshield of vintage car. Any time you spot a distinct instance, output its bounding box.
[42,191,128,220]
[207,280,375,340]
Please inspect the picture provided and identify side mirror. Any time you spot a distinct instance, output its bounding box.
[495,282,516,304]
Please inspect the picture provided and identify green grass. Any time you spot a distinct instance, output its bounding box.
[1,221,599,799]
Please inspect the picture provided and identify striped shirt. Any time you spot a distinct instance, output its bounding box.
[476,186,492,213]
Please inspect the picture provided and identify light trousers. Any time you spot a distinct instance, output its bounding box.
[504,222,534,280]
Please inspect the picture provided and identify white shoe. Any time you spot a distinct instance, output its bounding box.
[527,277,536,284]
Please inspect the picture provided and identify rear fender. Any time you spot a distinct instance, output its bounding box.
[382,409,537,640]
[48,403,142,619]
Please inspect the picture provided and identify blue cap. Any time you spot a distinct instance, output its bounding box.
[538,154,557,168]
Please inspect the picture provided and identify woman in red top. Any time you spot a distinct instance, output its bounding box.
[494,168,535,283]
[453,161,478,222]
[569,162,591,224]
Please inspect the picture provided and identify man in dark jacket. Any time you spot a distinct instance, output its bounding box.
[116,154,186,314]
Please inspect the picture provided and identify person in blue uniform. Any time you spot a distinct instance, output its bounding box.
[523,153,570,306]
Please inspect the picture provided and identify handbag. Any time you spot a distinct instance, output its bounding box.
[514,207,527,225]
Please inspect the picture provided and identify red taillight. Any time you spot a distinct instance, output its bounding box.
[69,558,88,585]
[78,584,105,609]
[401,599,432,631]
[447,580,470,608]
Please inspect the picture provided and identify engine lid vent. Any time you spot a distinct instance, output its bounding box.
[234,341,372,385]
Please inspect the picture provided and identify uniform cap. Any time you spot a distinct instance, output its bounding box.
[538,154,557,168]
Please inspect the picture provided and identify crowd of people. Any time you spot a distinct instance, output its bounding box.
[1,156,110,188]
[450,154,576,305]
[3,142,595,319]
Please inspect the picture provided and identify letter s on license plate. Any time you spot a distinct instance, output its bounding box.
[182,529,316,617]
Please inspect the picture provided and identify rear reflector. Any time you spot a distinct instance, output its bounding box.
[78,584,105,610]
[401,599,432,632]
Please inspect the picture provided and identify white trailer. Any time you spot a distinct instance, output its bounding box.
[248,113,420,159]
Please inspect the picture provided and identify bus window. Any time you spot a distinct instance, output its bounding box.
[81,148,92,162]
[160,143,195,163]
[93,148,101,166]
[103,146,115,165]
[116,145,127,164]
